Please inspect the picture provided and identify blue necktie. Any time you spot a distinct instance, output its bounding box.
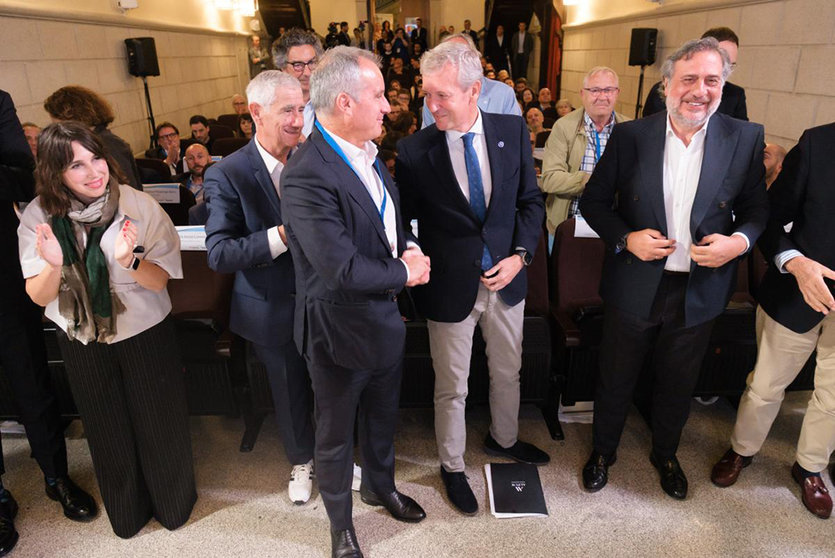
[462,132,492,271]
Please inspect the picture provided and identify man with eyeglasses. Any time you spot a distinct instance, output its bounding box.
[272,28,324,138]
[643,27,747,121]
[145,122,188,176]
[540,66,629,240]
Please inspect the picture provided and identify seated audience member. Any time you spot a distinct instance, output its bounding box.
[145,122,186,175]
[386,57,413,90]
[238,112,254,139]
[21,122,40,159]
[189,115,215,153]
[485,69,496,80]
[520,87,535,106]
[388,111,416,136]
[555,98,574,118]
[497,69,510,82]
[43,85,143,190]
[535,88,558,120]
[397,89,413,112]
[514,77,527,94]
[504,77,515,88]
[525,106,548,145]
[231,93,248,115]
[18,122,195,538]
[387,87,400,105]
[176,143,211,203]
[763,142,787,189]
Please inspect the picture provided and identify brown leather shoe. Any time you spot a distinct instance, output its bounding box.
[711,448,753,487]
[791,462,832,519]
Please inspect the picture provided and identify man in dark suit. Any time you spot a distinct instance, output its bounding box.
[511,22,534,79]
[144,122,191,175]
[281,46,429,558]
[643,27,747,120]
[710,123,835,519]
[0,90,98,555]
[578,38,769,500]
[203,71,316,505]
[485,24,510,73]
[397,41,548,516]
[410,18,428,53]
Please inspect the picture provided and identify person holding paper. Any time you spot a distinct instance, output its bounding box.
[17,121,195,538]
[203,71,317,506]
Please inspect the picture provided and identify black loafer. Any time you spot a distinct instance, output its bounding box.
[484,434,550,465]
[440,467,478,515]
[0,491,19,557]
[45,476,98,522]
[331,528,363,558]
[582,450,617,492]
[650,452,688,500]
[359,486,426,523]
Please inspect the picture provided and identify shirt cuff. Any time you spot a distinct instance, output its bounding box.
[731,232,750,255]
[775,249,804,274]
[400,258,411,283]
[267,226,288,259]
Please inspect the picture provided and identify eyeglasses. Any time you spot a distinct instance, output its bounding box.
[582,87,619,97]
[158,132,178,140]
[287,59,318,72]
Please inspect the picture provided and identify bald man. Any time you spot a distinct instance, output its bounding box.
[176,143,211,203]
[764,143,787,189]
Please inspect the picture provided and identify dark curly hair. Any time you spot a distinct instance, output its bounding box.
[43,86,115,128]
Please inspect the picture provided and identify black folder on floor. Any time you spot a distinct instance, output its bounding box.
[485,462,548,518]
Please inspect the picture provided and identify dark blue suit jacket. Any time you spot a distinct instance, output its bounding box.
[396,112,545,322]
[580,111,769,327]
[281,127,415,371]
[757,123,835,333]
[203,138,295,347]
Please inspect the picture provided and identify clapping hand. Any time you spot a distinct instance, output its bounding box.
[35,223,63,267]
[115,220,138,268]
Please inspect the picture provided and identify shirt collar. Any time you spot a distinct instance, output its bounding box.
[583,110,616,132]
[254,133,282,175]
[319,123,379,168]
[444,109,485,143]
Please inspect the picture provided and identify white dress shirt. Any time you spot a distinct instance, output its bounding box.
[302,101,315,139]
[254,133,288,260]
[444,110,493,207]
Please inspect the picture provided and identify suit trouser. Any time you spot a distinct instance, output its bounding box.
[513,53,529,79]
[0,292,68,479]
[731,306,835,472]
[428,283,525,473]
[56,317,196,538]
[593,274,715,458]
[308,357,402,531]
[251,340,314,465]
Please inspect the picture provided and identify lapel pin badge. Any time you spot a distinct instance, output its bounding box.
[498,141,504,148]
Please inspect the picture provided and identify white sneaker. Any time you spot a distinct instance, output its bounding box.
[351,463,362,492]
[289,459,314,504]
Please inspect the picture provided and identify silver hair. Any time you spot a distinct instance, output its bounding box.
[658,37,731,98]
[271,28,324,69]
[420,41,483,90]
[582,66,619,88]
[245,70,301,111]
[440,32,477,51]
[309,46,381,115]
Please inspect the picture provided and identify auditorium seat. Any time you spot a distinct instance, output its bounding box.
[212,137,249,157]
[136,157,172,181]
[210,124,236,140]
[216,113,241,131]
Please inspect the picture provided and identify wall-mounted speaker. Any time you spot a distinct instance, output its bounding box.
[628,28,658,66]
[125,37,160,77]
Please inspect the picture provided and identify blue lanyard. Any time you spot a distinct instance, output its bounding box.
[314,120,387,224]
[592,128,602,163]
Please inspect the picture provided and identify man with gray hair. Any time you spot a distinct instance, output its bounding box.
[281,46,429,558]
[203,70,317,505]
[397,40,547,516]
[540,66,630,239]
[272,27,324,137]
[421,32,520,129]
[578,37,768,500]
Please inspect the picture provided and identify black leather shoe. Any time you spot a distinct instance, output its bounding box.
[582,450,616,492]
[331,528,363,558]
[45,476,98,522]
[0,491,19,557]
[650,452,688,500]
[484,434,550,465]
[359,486,426,523]
[440,467,478,515]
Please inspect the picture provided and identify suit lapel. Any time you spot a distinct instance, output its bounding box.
[245,140,281,217]
[311,129,391,251]
[638,114,669,234]
[690,114,738,231]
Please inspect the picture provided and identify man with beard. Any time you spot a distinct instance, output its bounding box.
[578,37,769,501]
[176,143,210,203]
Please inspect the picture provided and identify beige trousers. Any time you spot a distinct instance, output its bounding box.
[731,306,835,472]
[428,283,525,472]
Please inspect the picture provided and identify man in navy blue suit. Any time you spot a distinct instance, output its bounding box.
[203,71,316,505]
[281,46,430,558]
[578,38,769,500]
[396,41,548,517]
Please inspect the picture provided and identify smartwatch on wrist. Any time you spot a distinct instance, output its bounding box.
[515,249,533,267]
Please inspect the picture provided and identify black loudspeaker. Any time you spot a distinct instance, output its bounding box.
[125,37,160,77]
[628,28,657,66]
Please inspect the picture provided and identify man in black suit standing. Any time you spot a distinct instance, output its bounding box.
[1,90,98,555]
[410,17,428,53]
[397,41,548,516]
[579,38,769,500]
[710,123,835,519]
[643,27,747,120]
[204,71,316,505]
[485,24,510,73]
[281,46,429,558]
[511,22,534,79]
